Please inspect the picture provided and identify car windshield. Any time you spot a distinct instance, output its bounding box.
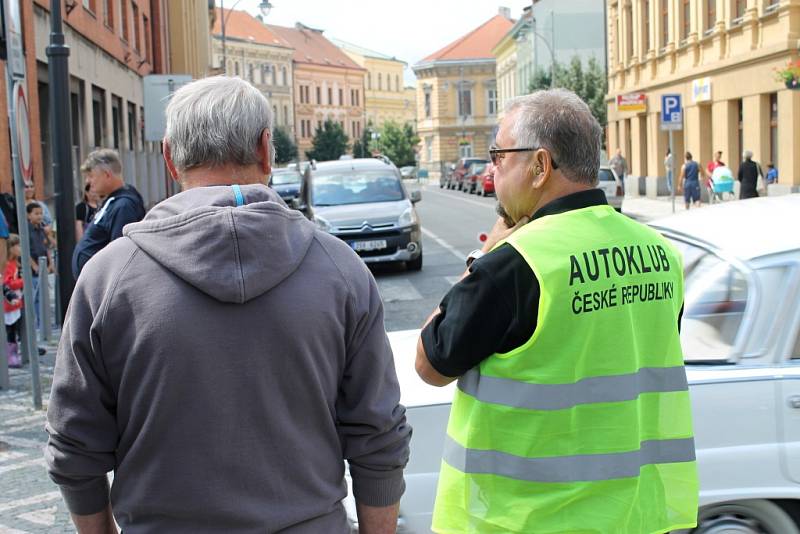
[470,164,487,175]
[312,170,404,206]
[598,169,616,182]
[271,171,301,185]
[667,237,749,363]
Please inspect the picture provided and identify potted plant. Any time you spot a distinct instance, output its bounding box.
[775,59,800,89]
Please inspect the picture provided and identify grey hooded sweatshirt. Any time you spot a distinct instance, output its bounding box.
[45,184,411,533]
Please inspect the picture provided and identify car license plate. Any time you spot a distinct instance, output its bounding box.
[352,240,387,252]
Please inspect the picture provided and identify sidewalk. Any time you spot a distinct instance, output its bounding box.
[622,194,689,222]
[0,334,76,533]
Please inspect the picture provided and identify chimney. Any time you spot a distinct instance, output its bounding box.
[498,6,511,19]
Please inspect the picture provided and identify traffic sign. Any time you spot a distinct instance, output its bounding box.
[13,81,31,180]
[660,94,683,131]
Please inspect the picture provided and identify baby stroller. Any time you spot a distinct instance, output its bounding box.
[707,166,735,203]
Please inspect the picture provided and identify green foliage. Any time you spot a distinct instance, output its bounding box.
[306,119,350,162]
[528,55,608,129]
[352,124,372,158]
[273,126,298,164]
[377,121,420,168]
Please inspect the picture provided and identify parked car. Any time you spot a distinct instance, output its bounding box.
[295,158,423,271]
[439,163,455,189]
[344,195,800,533]
[598,165,624,211]
[268,167,303,204]
[400,166,418,180]
[447,158,489,190]
[475,163,495,197]
[463,162,488,194]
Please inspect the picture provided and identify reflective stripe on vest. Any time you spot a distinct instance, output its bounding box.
[431,205,698,534]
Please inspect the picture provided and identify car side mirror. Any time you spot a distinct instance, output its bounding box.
[410,191,422,204]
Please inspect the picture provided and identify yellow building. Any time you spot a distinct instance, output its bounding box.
[607,0,800,197]
[268,24,366,158]
[492,7,534,120]
[414,10,514,179]
[402,86,417,126]
[331,38,415,129]
[168,0,213,80]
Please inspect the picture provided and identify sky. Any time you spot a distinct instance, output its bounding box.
[232,0,535,86]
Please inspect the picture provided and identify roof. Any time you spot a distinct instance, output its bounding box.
[651,194,800,260]
[267,24,366,71]
[418,14,514,65]
[328,37,406,64]
[211,8,292,49]
[314,158,395,172]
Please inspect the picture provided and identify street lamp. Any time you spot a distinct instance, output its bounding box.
[220,0,274,74]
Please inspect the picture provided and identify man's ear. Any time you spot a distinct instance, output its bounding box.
[162,140,180,182]
[259,129,272,177]
[530,149,552,189]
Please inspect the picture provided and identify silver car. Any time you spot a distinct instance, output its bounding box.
[296,158,423,270]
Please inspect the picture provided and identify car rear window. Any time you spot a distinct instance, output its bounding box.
[271,171,301,185]
[312,170,404,206]
[598,169,616,182]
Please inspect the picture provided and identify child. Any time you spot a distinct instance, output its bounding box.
[4,234,23,368]
[27,202,53,332]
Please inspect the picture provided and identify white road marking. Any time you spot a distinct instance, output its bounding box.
[1,421,46,435]
[0,451,27,463]
[445,276,462,286]
[0,435,45,450]
[421,228,464,262]
[0,492,60,514]
[0,458,45,475]
[17,507,57,527]
[378,279,423,303]
[422,187,497,211]
[2,414,44,426]
[0,524,31,533]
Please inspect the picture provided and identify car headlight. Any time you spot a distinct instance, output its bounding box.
[314,215,332,232]
[398,207,418,227]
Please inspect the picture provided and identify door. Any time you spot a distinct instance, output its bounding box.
[781,322,800,483]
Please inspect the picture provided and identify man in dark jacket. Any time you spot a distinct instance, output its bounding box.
[72,149,145,278]
[46,76,410,534]
[738,150,762,199]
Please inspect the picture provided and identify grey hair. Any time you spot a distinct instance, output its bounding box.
[505,89,602,186]
[743,150,753,159]
[165,76,274,172]
[80,148,122,176]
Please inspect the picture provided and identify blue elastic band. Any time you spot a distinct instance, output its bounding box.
[231,184,245,206]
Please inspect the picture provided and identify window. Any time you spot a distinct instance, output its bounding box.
[487,88,498,116]
[766,0,779,12]
[660,0,669,48]
[282,67,287,86]
[121,0,129,41]
[625,5,633,58]
[354,89,360,107]
[769,93,778,169]
[234,62,240,76]
[272,67,277,85]
[424,90,431,118]
[705,0,716,32]
[132,2,140,51]
[299,86,305,104]
[328,87,333,105]
[127,102,136,149]
[317,120,322,132]
[284,105,289,126]
[367,73,372,91]
[378,73,382,91]
[83,0,95,12]
[396,75,400,92]
[458,86,472,117]
[681,0,691,40]
[733,0,747,20]
[459,142,473,158]
[301,120,306,138]
[339,88,343,106]
[111,95,122,149]
[669,237,750,361]
[92,86,105,148]
[316,87,321,104]
[103,0,114,29]
[425,137,433,162]
[249,64,255,83]
[642,0,650,53]
[143,15,150,62]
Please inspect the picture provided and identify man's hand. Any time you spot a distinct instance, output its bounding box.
[356,501,400,534]
[71,505,117,534]
[481,215,530,253]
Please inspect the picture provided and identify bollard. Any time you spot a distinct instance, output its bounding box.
[38,257,52,343]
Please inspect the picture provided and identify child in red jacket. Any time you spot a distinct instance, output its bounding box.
[4,234,23,368]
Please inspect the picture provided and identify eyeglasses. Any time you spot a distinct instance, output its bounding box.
[489,145,558,169]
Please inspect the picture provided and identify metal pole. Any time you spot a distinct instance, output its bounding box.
[670,130,675,213]
[38,257,51,343]
[46,0,76,323]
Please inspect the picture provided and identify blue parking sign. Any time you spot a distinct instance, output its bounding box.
[661,94,682,131]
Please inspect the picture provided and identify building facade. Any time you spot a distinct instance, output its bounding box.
[607,0,800,196]
[169,0,213,80]
[212,9,295,134]
[269,23,366,158]
[493,7,534,119]
[331,38,414,129]
[414,10,513,179]
[531,0,608,74]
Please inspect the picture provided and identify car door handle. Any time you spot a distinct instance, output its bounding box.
[789,396,800,409]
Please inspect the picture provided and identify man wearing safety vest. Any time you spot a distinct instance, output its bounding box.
[415,89,698,533]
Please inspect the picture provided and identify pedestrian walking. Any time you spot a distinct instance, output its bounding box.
[738,150,762,199]
[72,149,145,278]
[3,234,23,369]
[609,147,627,192]
[664,148,674,194]
[678,152,705,210]
[46,76,411,534]
[74,183,101,241]
[415,89,698,533]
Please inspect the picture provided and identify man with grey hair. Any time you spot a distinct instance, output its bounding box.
[46,76,410,533]
[72,148,145,278]
[738,149,763,199]
[415,89,697,533]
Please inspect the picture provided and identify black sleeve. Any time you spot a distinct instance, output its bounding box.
[421,244,540,377]
[75,203,87,222]
[107,200,141,240]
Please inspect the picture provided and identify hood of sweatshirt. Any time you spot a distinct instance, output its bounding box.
[123,184,315,304]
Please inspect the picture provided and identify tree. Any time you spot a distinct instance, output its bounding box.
[273,126,298,164]
[377,121,420,167]
[305,119,350,162]
[528,55,608,128]
[352,124,372,158]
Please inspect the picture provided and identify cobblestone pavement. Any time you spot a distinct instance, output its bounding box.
[0,334,77,533]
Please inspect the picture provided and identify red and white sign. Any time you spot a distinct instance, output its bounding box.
[616,93,647,113]
[13,82,32,181]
